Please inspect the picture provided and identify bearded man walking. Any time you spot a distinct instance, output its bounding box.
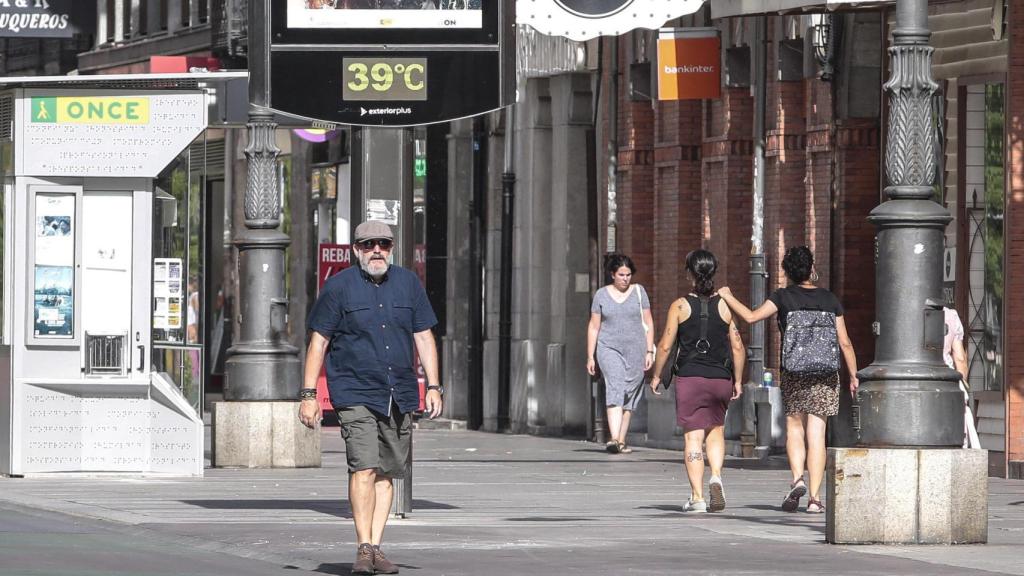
[299,220,442,575]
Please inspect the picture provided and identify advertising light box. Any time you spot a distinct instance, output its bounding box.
[267,0,513,127]
[287,0,483,29]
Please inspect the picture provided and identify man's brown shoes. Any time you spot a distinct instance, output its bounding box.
[373,545,400,574]
[352,543,375,575]
[352,543,400,575]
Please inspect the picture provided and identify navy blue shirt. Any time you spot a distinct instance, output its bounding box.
[307,265,437,416]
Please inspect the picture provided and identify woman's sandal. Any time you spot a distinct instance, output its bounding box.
[781,478,807,512]
[806,497,825,514]
[605,440,620,454]
[617,442,633,454]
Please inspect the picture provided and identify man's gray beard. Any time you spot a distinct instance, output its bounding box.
[360,258,388,279]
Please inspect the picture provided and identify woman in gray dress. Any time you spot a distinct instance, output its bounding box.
[587,254,655,453]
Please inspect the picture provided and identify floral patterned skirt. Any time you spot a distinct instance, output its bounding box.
[780,371,839,417]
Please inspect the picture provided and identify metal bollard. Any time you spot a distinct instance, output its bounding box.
[391,427,413,517]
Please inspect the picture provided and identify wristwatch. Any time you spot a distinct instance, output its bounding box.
[426,384,444,395]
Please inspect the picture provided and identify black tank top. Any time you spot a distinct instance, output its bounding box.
[674,295,733,380]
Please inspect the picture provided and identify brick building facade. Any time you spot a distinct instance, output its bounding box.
[601,12,879,449]
[597,2,1021,476]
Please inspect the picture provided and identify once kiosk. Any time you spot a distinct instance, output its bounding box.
[0,73,244,476]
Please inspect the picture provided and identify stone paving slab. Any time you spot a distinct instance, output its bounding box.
[1,428,1022,575]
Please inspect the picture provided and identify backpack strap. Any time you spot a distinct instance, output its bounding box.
[678,296,710,367]
[695,297,711,354]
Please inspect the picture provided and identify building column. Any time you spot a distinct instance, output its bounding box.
[442,119,475,425]
[548,72,594,436]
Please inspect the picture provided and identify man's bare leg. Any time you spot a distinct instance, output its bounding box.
[349,468,377,544]
[370,476,394,545]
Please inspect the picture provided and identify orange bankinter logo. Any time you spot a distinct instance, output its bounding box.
[658,35,721,101]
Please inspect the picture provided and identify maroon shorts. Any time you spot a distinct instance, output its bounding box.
[674,376,733,432]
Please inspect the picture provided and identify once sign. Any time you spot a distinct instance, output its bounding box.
[17,90,207,178]
[31,96,149,124]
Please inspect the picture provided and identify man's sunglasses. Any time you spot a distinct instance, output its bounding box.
[356,238,394,251]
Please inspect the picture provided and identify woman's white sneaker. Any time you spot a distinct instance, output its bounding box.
[708,477,726,512]
[684,499,707,513]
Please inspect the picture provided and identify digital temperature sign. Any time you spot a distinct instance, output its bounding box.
[342,58,427,102]
[266,0,513,127]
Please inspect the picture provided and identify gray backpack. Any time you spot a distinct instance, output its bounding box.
[781,309,840,374]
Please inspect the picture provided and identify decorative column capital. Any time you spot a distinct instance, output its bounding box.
[244,108,281,229]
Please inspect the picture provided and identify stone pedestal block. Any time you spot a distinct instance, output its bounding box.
[827,448,987,544]
[213,401,321,468]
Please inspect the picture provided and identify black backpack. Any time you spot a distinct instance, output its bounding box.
[781,308,840,374]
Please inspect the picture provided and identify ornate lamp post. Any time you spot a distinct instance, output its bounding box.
[223,0,301,402]
[856,0,963,446]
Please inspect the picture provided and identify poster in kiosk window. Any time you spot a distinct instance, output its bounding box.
[33,193,76,338]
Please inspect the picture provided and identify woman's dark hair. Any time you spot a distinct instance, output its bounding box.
[782,246,814,284]
[685,249,718,296]
[605,253,636,277]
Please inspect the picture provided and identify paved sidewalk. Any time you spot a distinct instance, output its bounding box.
[1,427,1022,575]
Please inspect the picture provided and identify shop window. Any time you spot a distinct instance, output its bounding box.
[105,0,116,42]
[961,82,1004,393]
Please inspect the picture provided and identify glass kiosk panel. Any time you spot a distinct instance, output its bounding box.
[152,141,205,415]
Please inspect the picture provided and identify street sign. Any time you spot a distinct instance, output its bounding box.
[267,0,514,127]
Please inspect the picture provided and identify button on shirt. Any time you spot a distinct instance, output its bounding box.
[308,265,438,416]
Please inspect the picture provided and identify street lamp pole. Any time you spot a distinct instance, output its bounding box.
[856,0,963,446]
[223,0,301,402]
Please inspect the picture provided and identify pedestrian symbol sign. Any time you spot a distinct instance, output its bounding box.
[32,97,54,122]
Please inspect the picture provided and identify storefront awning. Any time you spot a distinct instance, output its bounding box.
[711,0,892,18]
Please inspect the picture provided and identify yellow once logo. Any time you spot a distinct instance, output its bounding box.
[32,97,150,124]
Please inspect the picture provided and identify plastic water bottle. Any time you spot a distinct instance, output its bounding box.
[762,371,773,388]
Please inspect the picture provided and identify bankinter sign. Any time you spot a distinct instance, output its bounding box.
[657,28,721,101]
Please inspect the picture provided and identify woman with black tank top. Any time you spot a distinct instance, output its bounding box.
[650,250,746,513]
[718,246,859,515]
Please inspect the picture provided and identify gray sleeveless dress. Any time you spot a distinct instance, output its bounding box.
[591,285,650,410]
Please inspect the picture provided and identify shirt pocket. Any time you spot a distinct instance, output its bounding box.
[343,302,373,332]
[392,304,414,330]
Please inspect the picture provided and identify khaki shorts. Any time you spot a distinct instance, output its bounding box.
[336,404,411,478]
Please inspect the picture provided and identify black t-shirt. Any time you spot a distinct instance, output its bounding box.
[768,285,844,334]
